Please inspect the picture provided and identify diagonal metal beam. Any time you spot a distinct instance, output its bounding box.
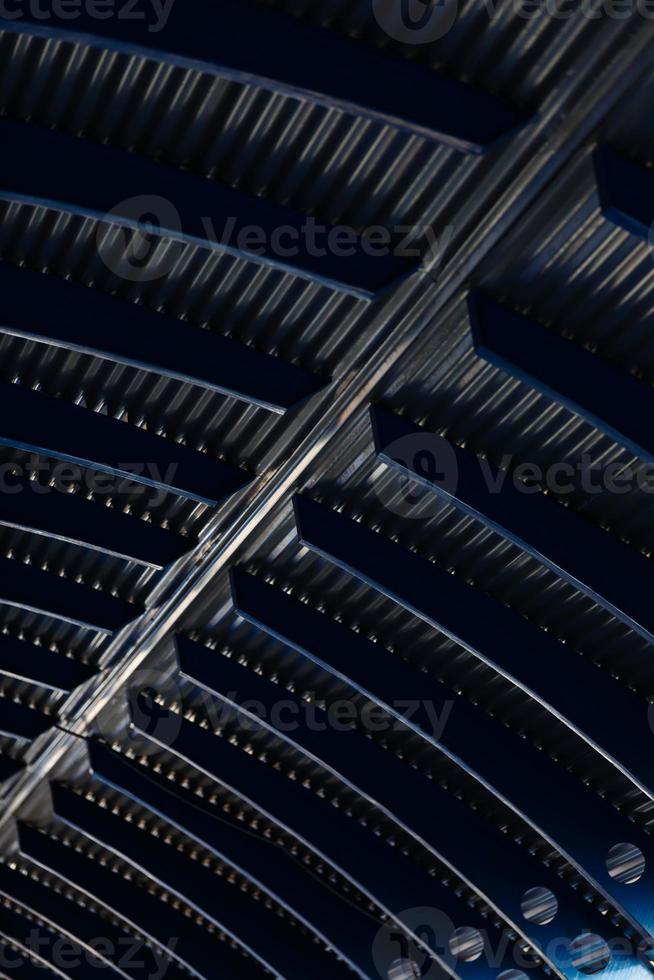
[1,8,650,891]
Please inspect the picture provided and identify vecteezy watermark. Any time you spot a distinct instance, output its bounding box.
[111,677,455,743]
[0,930,177,978]
[372,0,459,43]
[200,216,449,263]
[375,429,654,519]
[372,0,654,44]
[0,0,175,32]
[95,668,185,744]
[197,691,454,739]
[96,194,453,283]
[96,195,185,283]
[371,906,645,979]
[373,907,457,980]
[0,456,178,507]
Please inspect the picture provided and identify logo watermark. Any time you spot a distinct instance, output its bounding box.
[96,195,453,283]
[199,691,454,739]
[376,431,654,519]
[97,195,185,283]
[372,0,654,43]
[371,906,643,978]
[0,455,178,507]
[0,931,177,978]
[119,677,455,743]
[372,0,458,43]
[95,668,184,745]
[0,0,175,31]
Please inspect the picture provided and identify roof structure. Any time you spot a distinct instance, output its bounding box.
[0,2,652,978]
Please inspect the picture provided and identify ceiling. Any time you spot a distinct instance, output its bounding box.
[0,2,651,978]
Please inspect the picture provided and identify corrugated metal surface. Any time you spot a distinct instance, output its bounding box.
[0,2,651,978]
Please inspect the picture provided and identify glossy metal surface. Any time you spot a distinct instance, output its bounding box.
[0,1,527,150]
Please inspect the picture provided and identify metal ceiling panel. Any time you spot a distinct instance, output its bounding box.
[0,3,651,979]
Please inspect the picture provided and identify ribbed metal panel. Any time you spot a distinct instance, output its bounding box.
[0,3,651,979]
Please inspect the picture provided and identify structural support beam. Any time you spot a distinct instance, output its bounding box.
[0,479,190,570]
[231,569,654,940]
[129,693,530,980]
[86,741,388,980]
[50,781,364,980]
[0,263,325,413]
[177,635,635,980]
[0,380,249,506]
[0,883,122,978]
[0,863,175,980]
[594,143,654,239]
[0,118,414,298]
[0,2,527,151]
[0,558,139,634]
[16,824,257,980]
[0,634,93,694]
[469,291,654,462]
[0,945,60,980]
[372,404,654,644]
[0,904,93,979]
[293,495,654,799]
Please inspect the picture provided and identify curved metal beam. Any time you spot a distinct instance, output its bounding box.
[231,569,654,941]
[0,3,527,151]
[0,479,191,570]
[0,263,325,413]
[178,634,649,980]
[0,557,140,634]
[15,824,258,980]
[0,118,414,298]
[0,379,250,506]
[0,867,134,980]
[86,739,392,980]
[0,635,93,694]
[372,404,654,645]
[128,694,542,980]
[0,899,110,978]
[49,782,364,980]
[469,291,654,465]
[293,495,654,799]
